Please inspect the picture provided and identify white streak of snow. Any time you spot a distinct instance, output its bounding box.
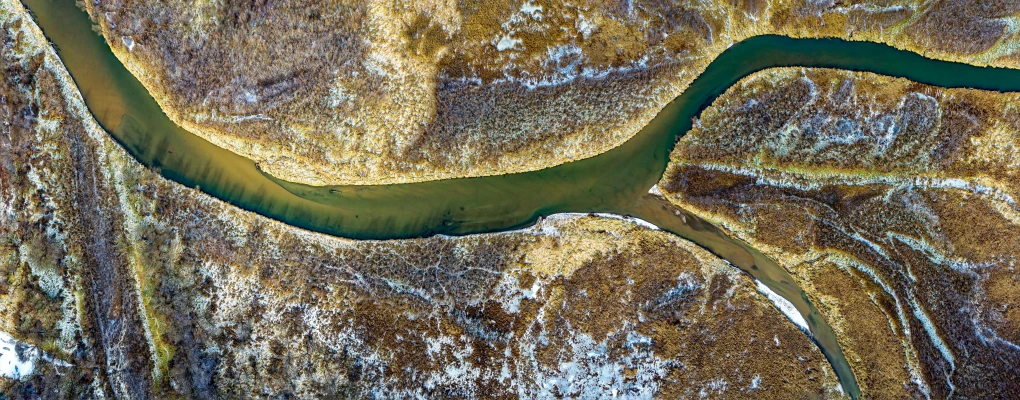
[592,213,661,230]
[755,280,810,334]
[909,296,956,368]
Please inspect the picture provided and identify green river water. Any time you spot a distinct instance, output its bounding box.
[22,0,1020,397]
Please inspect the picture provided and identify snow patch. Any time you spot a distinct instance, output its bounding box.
[496,35,522,51]
[328,81,354,108]
[749,374,762,390]
[683,162,1017,207]
[531,213,661,233]
[520,2,543,18]
[0,333,35,379]
[229,114,272,123]
[576,15,597,39]
[909,297,956,368]
[121,36,135,51]
[699,378,729,398]
[525,329,668,398]
[755,280,810,334]
[537,221,561,237]
[592,213,661,230]
[18,243,63,298]
[492,274,543,314]
[0,332,70,380]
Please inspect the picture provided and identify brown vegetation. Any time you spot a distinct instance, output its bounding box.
[0,8,845,397]
[906,0,1020,55]
[82,0,1020,185]
[660,67,1020,398]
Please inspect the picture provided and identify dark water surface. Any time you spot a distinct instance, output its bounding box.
[23,0,1020,396]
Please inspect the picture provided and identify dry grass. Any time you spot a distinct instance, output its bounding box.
[82,0,1020,185]
[659,67,1020,398]
[1,10,846,396]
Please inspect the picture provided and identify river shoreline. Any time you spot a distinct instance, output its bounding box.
[18,0,1020,397]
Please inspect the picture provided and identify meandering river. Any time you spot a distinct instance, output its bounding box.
[23,0,1020,396]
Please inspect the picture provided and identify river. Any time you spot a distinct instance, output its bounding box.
[23,0,1020,397]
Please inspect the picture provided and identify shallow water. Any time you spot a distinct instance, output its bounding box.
[23,0,1020,396]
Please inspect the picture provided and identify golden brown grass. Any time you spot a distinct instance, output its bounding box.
[2,10,847,395]
[659,67,1020,398]
[82,0,1020,185]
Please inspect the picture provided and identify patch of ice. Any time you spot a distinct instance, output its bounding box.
[534,217,562,237]
[532,213,660,232]
[755,280,810,334]
[648,184,664,197]
[538,223,560,237]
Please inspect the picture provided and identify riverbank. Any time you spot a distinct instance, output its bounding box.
[8,0,1020,397]
[24,0,1020,243]
[1,10,845,396]
[84,0,1020,185]
[658,67,1020,398]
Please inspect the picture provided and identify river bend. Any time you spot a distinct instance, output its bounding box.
[24,0,1020,397]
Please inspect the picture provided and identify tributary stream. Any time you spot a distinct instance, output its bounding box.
[23,0,1020,397]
